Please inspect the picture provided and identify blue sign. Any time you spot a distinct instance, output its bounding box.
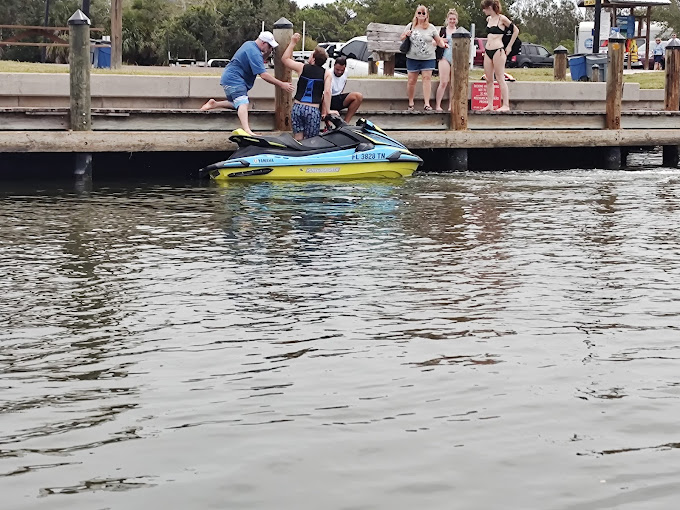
[616,14,636,38]
[585,38,593,49]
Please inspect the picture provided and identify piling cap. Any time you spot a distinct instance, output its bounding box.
[273,17,293,30]
[554,45,568,54]
[68,9,91,26]
[451,27,471,39]
[666,38,680,49]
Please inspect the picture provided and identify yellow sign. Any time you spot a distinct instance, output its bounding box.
[584,0,595,5]
[630,39,638,62]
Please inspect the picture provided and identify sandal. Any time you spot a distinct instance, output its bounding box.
[407,105,415,111]
[423,105,433,111]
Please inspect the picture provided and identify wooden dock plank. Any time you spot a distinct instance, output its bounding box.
[4,108,680,132]
[0,129,677,153]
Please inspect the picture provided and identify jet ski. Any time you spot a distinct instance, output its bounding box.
[199,115,422,181]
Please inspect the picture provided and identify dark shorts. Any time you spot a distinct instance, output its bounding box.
[292,102,322,138]
[654,54,664,63]
[330,93,349,111]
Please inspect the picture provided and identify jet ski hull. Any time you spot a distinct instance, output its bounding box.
[207,149,420,181]
[200,117,422,181]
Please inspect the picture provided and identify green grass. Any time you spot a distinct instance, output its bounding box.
[0,60,222,75]
[0,60,667,88]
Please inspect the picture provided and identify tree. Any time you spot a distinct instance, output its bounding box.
[514,0,583,51]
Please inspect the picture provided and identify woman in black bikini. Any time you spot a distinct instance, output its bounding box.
[481,0,519,111]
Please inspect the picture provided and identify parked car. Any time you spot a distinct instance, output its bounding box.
[324,36,386,76]
[473,38,486,67]
[207,58,230,67]
[318,41,345,58]
[508,43,554,68]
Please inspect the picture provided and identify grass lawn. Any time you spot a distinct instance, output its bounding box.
[0,60,667,88]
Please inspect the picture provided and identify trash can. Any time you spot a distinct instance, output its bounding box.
[91,44,111,68]
[568,54,587,81]
[585,54,608,82]
[97,46,111,68]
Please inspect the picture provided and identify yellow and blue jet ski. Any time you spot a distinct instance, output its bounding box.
[199,116,422,181]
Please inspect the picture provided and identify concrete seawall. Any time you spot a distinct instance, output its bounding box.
[0,73,665,111]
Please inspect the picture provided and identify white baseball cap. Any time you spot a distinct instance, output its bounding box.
[258,31,278,48]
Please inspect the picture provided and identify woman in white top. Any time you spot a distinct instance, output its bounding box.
[400,5,446,111]
[435,9,458,112]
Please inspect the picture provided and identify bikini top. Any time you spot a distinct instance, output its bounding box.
[486,18,504,36]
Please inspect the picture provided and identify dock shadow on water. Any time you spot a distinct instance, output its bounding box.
[1,169,680,509]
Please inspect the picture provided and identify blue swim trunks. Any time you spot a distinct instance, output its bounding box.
[222,84,249,109]
[291,103,322,139]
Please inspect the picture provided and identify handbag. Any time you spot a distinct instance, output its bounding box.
[399,23,412,53]
[435,26,446,61]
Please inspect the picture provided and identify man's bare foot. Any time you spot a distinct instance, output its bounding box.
[497,105,510,112]
[200,99,217,111]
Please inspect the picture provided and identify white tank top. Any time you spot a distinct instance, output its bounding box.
[331,70,347,96]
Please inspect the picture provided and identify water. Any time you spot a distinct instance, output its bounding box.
[2,163,680,509]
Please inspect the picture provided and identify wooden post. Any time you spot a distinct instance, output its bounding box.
[273,18,293,132]
[592,65,600,83]
[663,39,680,167]
[111,0,122,69]
[606,32,625,130]
[553,45,567,81]
[68,10,91,132]
[644,7,651,71]
[381,52,395,76]
[450,27,471,131]
[368,58,378,75]
[664,38,680,111]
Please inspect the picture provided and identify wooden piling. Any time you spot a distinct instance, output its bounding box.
[591,65,600,83]
[553,45,567,81]
[664,38,680,111]
[450,28,471,131]
[68,10,91,132]
[273,18,293,132]
[605,32,624,130]
[111,0,122,70]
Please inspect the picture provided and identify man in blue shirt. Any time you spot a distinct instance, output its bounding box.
[201,32,294,135]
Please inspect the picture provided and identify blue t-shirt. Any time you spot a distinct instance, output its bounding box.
[220,41,267,90]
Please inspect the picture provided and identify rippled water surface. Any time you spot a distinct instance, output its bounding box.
[2,165,680,509]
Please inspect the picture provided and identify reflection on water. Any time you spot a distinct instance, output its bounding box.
[2,169,680,509]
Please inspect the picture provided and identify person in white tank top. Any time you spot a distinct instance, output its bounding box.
[329,56,363,122]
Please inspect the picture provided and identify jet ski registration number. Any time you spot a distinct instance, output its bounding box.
[351,152,383,160]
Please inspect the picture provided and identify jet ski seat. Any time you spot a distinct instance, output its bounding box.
[272,133,336,151]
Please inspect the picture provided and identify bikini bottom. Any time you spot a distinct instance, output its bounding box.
[485,47,503,59]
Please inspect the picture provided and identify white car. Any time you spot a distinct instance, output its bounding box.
[318,41,345,58]
[323,36,385,76]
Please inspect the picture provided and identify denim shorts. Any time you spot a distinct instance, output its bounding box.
[406,58,437,73]
[222,84,249,109]
[292,103,322,139]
